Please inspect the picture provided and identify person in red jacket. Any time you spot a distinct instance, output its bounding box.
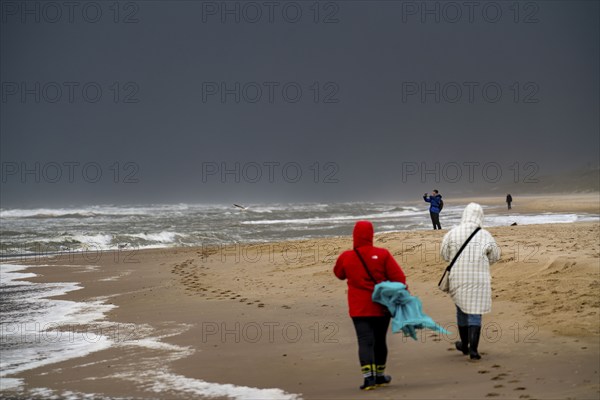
[334,220,407,391]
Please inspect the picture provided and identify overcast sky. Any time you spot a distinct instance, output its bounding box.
[1,1,598,207]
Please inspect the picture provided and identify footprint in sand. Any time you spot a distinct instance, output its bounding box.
[491,373,508,381]
[485,393,500,397]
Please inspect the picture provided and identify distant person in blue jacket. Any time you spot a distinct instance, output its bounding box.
[423,190,443,230]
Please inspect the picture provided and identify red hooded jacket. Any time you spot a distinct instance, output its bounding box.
[334,221,407,317]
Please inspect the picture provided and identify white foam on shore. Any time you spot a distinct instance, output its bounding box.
[1,264,301,399]
[111,369,302,400]
[120,323,195,356]
[486,213,599,226]
[0,263,38,283]
[106,322,303,400]
[1,266,115,330]
[0,331,113,381]
[0,378,24,391]
[24,386,129,400]
[149,371,302,400]
[0,263,115,392]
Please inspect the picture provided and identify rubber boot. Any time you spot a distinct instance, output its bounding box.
[455,326,469,355]
[468,326,482,360]
[359,364,377,390]
[375,364,392,386]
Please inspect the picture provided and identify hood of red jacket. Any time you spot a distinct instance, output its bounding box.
[353,220,373,248]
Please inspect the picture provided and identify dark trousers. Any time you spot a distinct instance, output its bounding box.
[430,211,441,230]
[507,202,512,210]
[352,316,390,367]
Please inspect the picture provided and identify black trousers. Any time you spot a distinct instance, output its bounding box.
[352,316,391,367]
[430,211,441,230]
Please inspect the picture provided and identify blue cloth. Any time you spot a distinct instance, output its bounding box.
[456,306,482,327]
[372,281,450,340]
[423,194,443,213]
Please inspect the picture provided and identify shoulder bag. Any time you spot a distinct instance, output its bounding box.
[438,227,481,292]
[354,248,378,284]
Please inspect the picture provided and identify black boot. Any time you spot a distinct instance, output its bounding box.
[375,364,392,386]
[468,326,481,360]
[359,364,377,390]
[455,326,469,355]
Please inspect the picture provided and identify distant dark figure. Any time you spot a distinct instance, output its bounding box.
[423,190,443,230]
[506,194,512,210]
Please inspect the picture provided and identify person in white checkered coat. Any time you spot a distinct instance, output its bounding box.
[441,202,500,359]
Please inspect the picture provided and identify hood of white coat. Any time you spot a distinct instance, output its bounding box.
[461,202,484,226]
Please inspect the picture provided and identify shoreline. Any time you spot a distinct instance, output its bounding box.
[1,218,599,399]
[445,193,600,213]
[0,193,600,262]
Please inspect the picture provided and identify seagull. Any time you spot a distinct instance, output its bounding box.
[233,204,247,210]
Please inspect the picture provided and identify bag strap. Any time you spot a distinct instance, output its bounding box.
[446,227,481,272]
[354,248,378,284]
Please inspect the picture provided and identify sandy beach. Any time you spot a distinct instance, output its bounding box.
[4,0,598,397]
[2,195,599,399]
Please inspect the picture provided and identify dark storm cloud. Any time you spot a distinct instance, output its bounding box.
[1,1,598,207]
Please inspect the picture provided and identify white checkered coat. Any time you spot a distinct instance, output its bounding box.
[440,203,500,314]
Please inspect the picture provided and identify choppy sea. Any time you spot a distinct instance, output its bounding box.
[1,202,598,398]
[2,201,598,256]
